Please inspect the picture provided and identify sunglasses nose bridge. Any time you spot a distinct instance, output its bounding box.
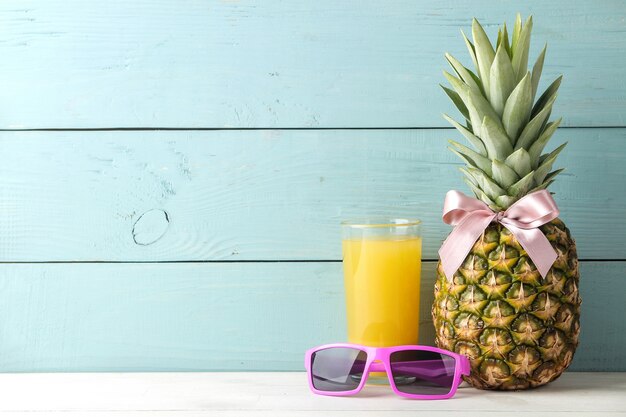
[369,360,387,373]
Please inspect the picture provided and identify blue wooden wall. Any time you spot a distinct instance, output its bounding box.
[0,1,624,372]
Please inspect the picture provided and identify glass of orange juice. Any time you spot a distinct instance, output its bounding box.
[341,218,422,347]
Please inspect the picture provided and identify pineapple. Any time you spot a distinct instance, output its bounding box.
[433,15,581,390]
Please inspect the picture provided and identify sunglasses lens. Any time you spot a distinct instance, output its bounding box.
[310,348,368,392]
[389,350,457,395]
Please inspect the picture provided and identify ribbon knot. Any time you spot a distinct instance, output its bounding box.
[438,190,560,282]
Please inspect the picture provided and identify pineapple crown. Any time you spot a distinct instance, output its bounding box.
[442,14,565,211]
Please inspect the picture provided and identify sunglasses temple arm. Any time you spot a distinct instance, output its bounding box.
[460,355,471,376]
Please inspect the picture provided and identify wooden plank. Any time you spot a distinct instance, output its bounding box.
[0,1,624,128]
[0,373,623,415]
[0,261,621,372]
[0,128,624,261]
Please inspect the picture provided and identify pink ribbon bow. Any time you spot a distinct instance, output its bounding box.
[438,189,560,281]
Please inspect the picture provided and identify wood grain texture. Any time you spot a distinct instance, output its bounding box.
[0,261,621,372]
[0,373,623,415]
[0,128,624,261]
[0,0,624,128]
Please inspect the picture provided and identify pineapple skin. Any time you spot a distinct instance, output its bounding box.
[433,218,580,390]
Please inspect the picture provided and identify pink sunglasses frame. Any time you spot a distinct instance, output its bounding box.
[304,343,471,400]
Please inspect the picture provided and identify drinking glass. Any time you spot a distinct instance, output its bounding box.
[341,218,422,347]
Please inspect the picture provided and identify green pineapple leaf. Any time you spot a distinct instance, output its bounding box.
[443,114,487,155]
[511,13,523,55]
[543,168,565,184]
[496,22,512,58]
[502,72,533,142]
[528,118,563,166]
[472,18,496,98]
[444,70,503,141]
[481,115,513,160]
[495,195,518,209]
[532,75,562,117]
[443,71,470,101]
[446,53,483,94]
[531,44,547,101]
[512,15,533,81]
[460,167,479,186]
[467,167,507,200]
[461,30,479,72]
[508,170,535,197]
[535,143,567,183]
[489,45,517,116]
[539,141,567,165]
[444,71,478,129]
[467,88,504,138]
[492,159,520,188]
[529,179,555,194]
[464,178,499,209]
[449,140,493,174]
[504,148,532,177]
[441,86,470,121]
[515,93,558,150]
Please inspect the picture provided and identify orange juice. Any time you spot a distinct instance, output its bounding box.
[342,237,422,346]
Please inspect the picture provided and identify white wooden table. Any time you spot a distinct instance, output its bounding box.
[0,372,623,416]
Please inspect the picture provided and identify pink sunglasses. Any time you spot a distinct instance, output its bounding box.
[305,343,470,400]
